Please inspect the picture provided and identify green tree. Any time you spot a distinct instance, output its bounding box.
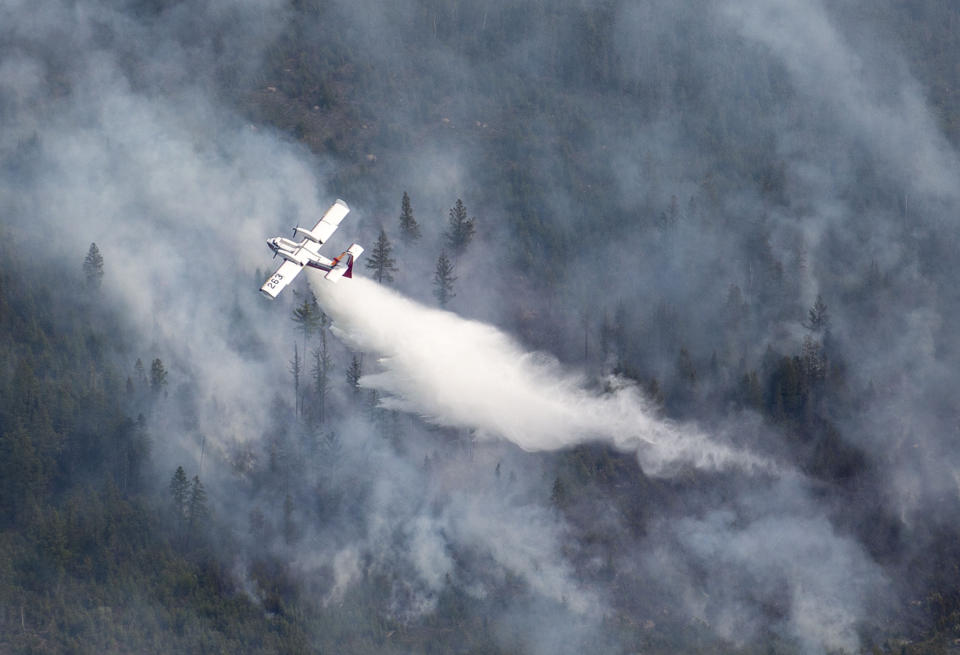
[0,424,43,526]
[83,242,104,289]
[187,475,208,534]
[291,295,321,352]
[769,356,802,421]
[433,251,457,306]
[398,191,420,244]
[800,334,826,384]
[311,333,332,424]
[645,377,665,410]
[290,344,302,418]
[365,228,398,283]
[150,358,168,393]
[672,347,698,412]
[169,466,189,521]
[445,199,475,255]
[346,354,362,395]
[318,430,342,466]
[805,294,829,333]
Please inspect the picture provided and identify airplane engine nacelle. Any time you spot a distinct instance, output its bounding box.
[294,227,322,243]
[278,249,307,265]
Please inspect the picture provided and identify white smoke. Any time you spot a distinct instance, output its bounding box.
[312,273,772,477]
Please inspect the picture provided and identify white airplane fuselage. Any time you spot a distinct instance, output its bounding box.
[267,236,337,271]
[261,199,362,298]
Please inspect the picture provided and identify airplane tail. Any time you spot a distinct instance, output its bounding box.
[325,243,364,282]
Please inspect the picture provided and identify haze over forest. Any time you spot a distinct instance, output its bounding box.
[3,1,960,653]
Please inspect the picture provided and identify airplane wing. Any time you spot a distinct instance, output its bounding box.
[260,259,304,299]
[305,199,350,245]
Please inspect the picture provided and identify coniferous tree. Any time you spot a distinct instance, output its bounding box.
[187,475,208,532]
[346,354,362,395]
[134,358,146,384]
[325,430,343,458]
[169,466,189,521]
[599,312,614,360]
[433,251,457,307]
[311,331,332,424]
[292,296,321,352]
[365,228,398,283]
[806,294,829,333]
[723,284,747,329]
[800,334,826,384]
[290,344,302,417]
[645,377,665,409]
[445,199,475,255]
[150,358,168,393]
[83,242,104,289]
[398,191,420,244]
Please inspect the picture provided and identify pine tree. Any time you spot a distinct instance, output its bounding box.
[290,344,302,418]
[169,466,189,521]
[365,229,398,283]
[433,251,457,306]
[83,242,104,289]
[319,430,342,462]
[150,358,168,393]
[187,476,208,529]
[398,191,420,244]
[346,354,362,395]
[291,295,321,352]
[312,331,332,424]
[445,199,475,255]
[645,377,665,409]
[805,294,829,333]
[800,335,826,385]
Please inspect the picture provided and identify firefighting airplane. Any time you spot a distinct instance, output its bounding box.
[260,199,364,299]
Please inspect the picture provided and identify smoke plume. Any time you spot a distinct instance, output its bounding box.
[312,273,770,477]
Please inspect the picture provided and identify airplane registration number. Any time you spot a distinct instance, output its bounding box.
[266,273,283,289]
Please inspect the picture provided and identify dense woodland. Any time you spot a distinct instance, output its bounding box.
[5,0,960,653]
